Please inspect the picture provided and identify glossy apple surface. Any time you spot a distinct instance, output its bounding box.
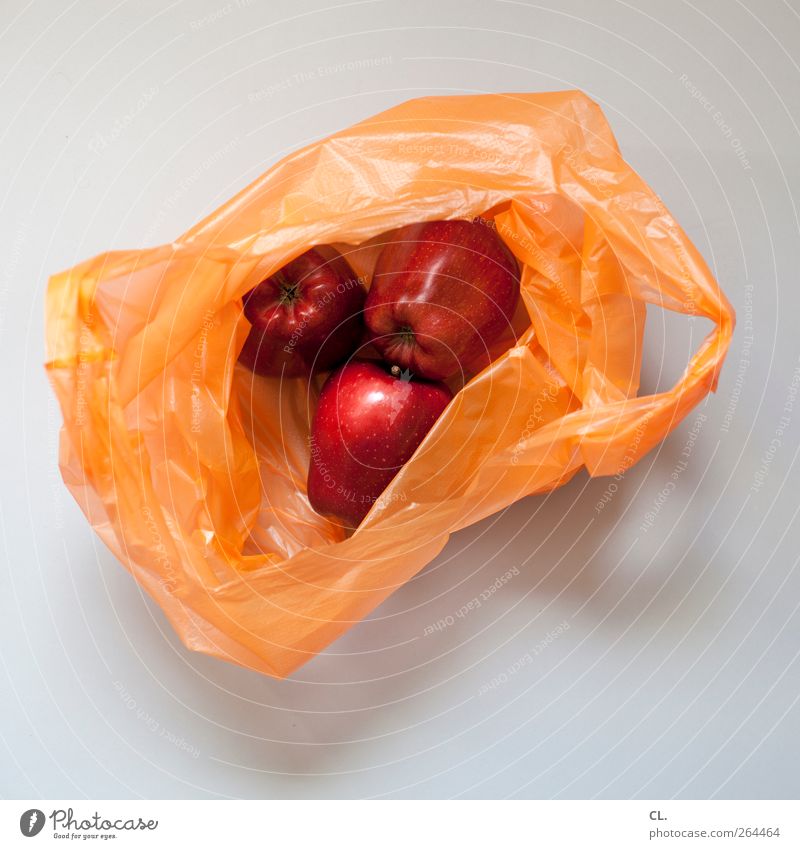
[364,219,520,380]
[238,246,365,377]
[307,361,452,528]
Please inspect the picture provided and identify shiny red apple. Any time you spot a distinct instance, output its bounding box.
[364,219,520,380]
[238,246,366,377]
[307,361,452,528]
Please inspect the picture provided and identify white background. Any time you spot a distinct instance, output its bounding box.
[1,0,799,799]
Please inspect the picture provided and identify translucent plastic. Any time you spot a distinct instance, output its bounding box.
[45,91,735,678]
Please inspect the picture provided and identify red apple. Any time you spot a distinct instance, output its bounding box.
[364,219,521,380]
[307,361,452,528]
[238,246,366,377]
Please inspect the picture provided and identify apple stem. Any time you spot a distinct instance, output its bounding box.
[390,365,413,382]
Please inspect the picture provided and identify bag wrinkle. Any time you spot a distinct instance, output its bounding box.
[45,91,734,678]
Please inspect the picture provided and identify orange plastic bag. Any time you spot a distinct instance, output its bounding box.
[45,91,734,678]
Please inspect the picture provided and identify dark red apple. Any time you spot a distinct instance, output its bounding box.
[364,218,521,381]
[307,361,452,528]
[238,245,365,377]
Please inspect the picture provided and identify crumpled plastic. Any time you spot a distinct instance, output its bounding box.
[45,91,735,678]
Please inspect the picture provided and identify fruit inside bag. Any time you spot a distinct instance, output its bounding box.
[45,91,735,678]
